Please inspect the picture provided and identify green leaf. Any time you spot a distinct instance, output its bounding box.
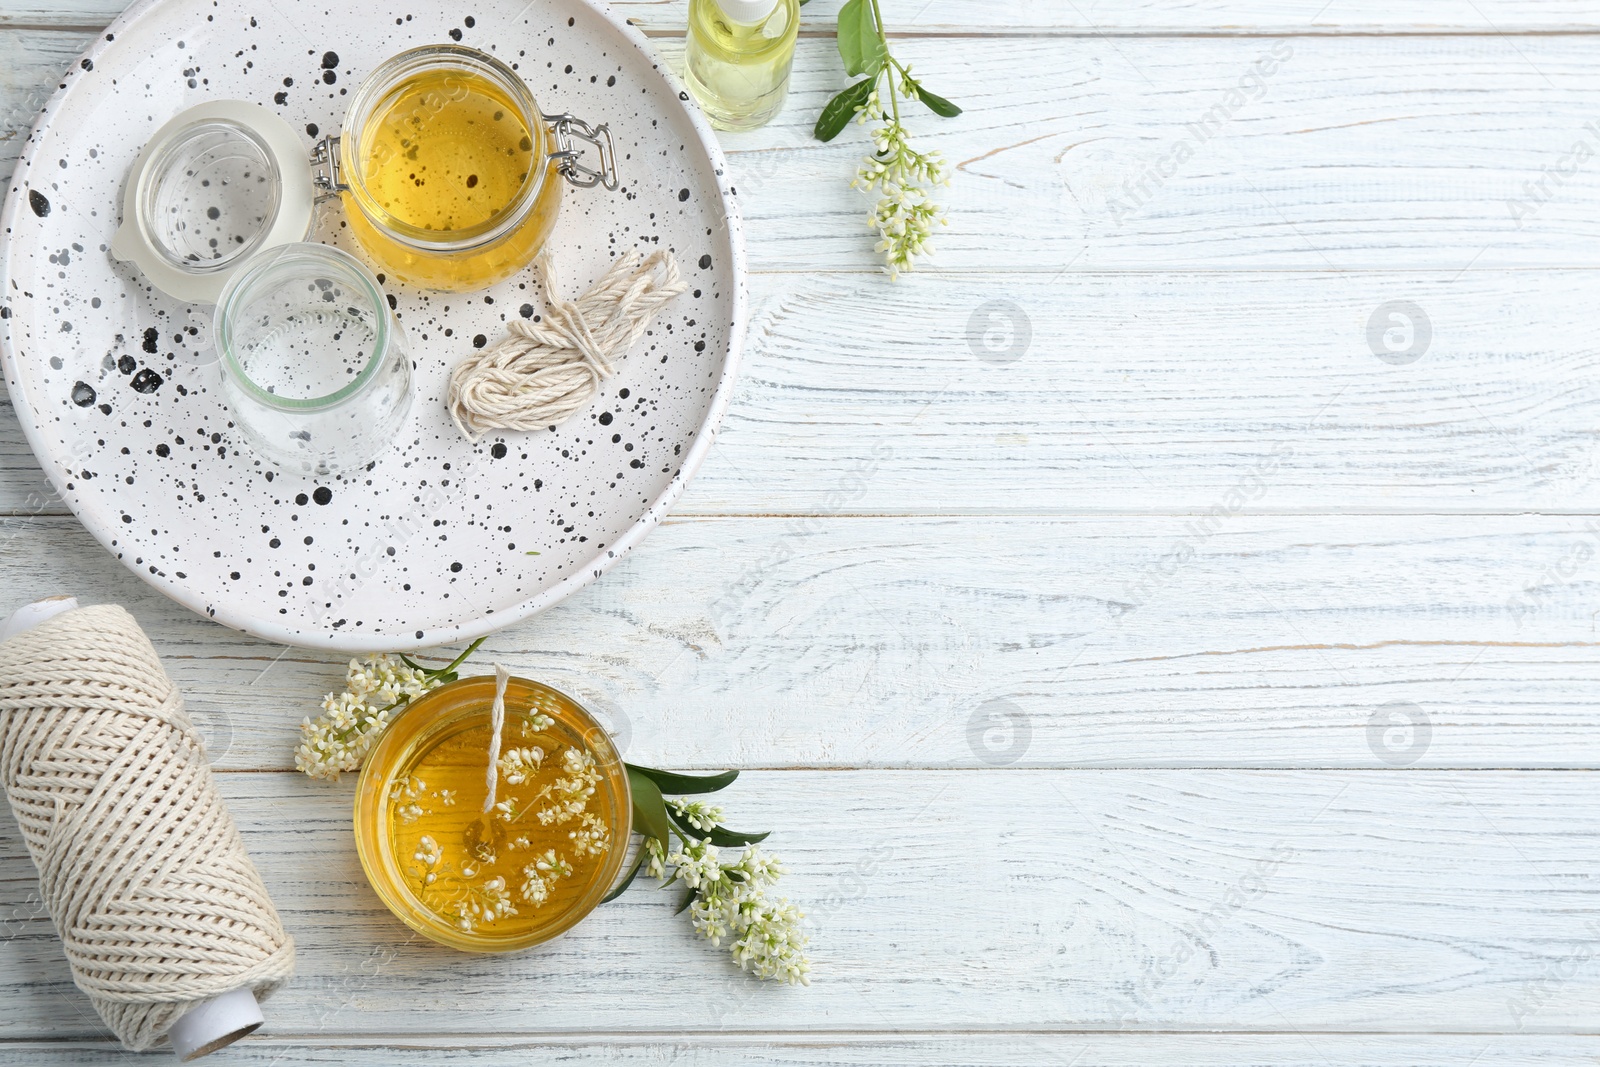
[836,0,886,77]
[813,78,875,143]
[626,767,674,848]
[912,81,962,118]
[601,847,648,903]
[667,807,772,848]
[674,886,697,915]
[706,824,772,847]
[836,0,865,73]
[626,763,739,795]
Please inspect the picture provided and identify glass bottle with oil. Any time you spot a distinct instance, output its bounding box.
[684,0,799,131]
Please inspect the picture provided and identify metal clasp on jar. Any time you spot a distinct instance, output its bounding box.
[311,134,345,202]
[543,114,618,191]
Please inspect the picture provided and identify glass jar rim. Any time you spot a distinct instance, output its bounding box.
[339,44,551,254]
[353,675,633,952]
[214,242,392,412]
[141,118,283,276]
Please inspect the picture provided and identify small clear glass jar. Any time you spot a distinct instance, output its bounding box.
[215,243,412,475]
[354,675,631,953]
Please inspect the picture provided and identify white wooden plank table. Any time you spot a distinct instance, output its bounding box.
[4,1,1600,1063]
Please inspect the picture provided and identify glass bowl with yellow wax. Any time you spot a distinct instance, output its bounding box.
[354,675,631,951]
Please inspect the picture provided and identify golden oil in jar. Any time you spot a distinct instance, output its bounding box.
[355,676,630,951]
[341,62,562,291]
[365,68,530,233]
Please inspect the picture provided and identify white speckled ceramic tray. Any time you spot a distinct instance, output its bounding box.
[0,0,745,651]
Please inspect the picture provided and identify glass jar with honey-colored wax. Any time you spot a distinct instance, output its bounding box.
[329,45,617,290]
[354,676,631,951]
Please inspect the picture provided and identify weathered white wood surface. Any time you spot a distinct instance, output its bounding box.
[5,514,1600,770]
[5,0,1600,1063]
[6,1034,1600,1066]
[6,771,1600,1037]
[615,36,1600,271]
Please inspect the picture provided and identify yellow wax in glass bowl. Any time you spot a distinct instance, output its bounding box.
[355,675,631,952]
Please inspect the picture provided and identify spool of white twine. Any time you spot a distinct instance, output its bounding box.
[0,597,295,1059]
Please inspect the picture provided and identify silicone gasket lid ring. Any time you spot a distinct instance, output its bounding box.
[110,99,315,305]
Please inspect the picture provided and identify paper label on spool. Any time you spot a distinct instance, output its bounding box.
[0,595,79,643]
[168,985,264,1061]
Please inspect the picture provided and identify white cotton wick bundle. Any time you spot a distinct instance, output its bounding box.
[447,248,687,443]
[482,663,510,813]
[0,598,294,1059]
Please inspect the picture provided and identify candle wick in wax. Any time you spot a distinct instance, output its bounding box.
[482,664,510,813]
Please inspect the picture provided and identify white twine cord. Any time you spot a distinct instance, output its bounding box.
[447,248,687,443]
[482,663,510,813]
[0,604,294,1052]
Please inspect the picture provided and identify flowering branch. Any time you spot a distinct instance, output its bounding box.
[814,0,960,278]
[609,764,811,985]
[295,638,486,781]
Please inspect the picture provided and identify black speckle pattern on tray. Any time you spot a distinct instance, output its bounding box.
[0,0,746,651]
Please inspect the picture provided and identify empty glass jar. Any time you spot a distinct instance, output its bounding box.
[215,243,412,475]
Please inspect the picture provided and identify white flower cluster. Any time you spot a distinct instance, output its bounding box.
[687,845,810,986]
[851,84,950,280]
[413,834,443,874]
[569,812,611,858]
[519,848,574,907]
[666,837,724,890]
[520,870,550,906]
[388,775,426,824]
[496,746,545,785]
[294,655,439,780]
[492,797,521,823]
[452,876,517,932]
[667,798,725,832]
[645,835,668,880]
[536,748,601,826]
[520,712,556,737]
